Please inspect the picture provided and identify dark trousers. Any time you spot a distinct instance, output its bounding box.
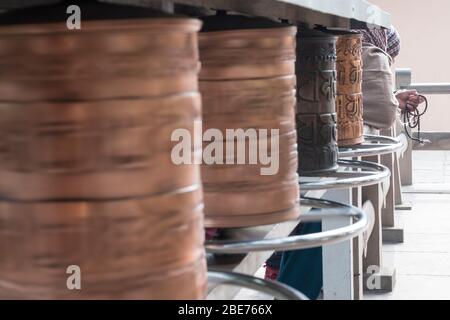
[265,221,323,300]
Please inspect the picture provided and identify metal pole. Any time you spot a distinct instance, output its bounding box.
[396,68,450,94]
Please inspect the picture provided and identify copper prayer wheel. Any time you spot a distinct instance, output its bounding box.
[0,2,206,300]
[296,29,339,173]
[0,94,202,201]
[199,14,296,81]
[0,19,200,101]
[334,30,364,146]
[0,186,206,299]
[199,15,300,228]
[0,11,201,201]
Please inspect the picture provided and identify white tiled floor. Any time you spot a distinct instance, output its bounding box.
[367,275,450,300]
[410,150,450,185]
[365,150,450,300]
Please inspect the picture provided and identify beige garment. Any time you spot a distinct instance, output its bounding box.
[362,44,399,130]
[363,124,379,135]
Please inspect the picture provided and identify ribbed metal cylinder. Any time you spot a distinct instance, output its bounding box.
[0,2,206,300]
[0,188,206,299]
[199,15,300,228]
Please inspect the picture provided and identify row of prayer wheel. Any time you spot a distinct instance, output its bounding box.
[0,1,364,299]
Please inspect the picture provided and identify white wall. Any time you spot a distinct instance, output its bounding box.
[372,0,450,132]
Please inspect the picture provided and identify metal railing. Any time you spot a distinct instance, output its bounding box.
[396,68,450,94]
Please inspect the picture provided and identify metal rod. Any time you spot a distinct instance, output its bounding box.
[400,83,450,95]
[396,69,450,95]
[299,159,390,191]
[338,134,404,158]
[207,270,308,300]
[172,0,391,28]
[205,197,368,254]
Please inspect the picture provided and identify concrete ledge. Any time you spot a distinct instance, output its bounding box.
[412,132,450,150]
[382,226,404,244]
[395,203,412,211]
[363,267,396,293]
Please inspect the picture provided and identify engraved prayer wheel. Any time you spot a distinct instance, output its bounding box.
[333,30,364,146]
[199,15,300,228]
[296,29,339,173]
[0,2,206,300]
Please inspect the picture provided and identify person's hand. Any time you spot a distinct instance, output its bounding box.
[396,90,425,111]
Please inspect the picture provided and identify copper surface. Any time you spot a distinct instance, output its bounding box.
[0,187,206,299]
[0,15,206,300]
[199,19,300,228]
[335,33,364,146]
[0,94,201,201]
[0,18,201,101]
[199,26,297,80]
[296,30,339,173]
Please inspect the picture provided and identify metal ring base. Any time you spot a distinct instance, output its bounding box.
[299,159,390,191]
[338,134,403,158]
[207,270,308,300]
[204,197,368,254]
